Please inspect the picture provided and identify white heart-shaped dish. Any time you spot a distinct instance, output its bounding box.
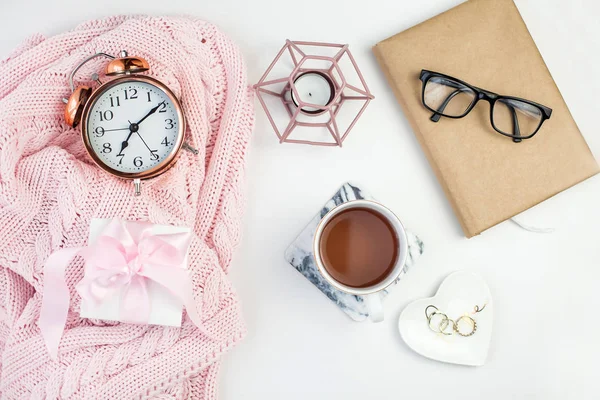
[398,271,493,366]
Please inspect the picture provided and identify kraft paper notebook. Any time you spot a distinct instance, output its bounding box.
[373,0,599,238]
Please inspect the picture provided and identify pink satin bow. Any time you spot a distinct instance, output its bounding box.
[39,219,206,360]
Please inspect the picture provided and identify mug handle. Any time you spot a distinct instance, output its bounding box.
[365,293,384,322]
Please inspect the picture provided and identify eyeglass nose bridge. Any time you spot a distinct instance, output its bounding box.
[475,87,499,103]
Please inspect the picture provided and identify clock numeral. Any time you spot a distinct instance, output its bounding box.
[133,156,144,167]
[102,143,112,153]
[150,150,159,161]
[124,88,138,100]
[117,153,125,165]
[161,137,170,146]
[147,92,152,102]
[158,103,167,113]
[109,96,120,107]
[165,119,174,129]
[98,110,113,122]
[94,126,105,137]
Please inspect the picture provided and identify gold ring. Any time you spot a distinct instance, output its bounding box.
[428,312,451,335]
[425,305,439,320]
[453,315,477,337]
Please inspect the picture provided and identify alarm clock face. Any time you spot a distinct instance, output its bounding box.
[82,76,184,179]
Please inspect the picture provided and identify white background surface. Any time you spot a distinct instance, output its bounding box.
[1,1,599,398]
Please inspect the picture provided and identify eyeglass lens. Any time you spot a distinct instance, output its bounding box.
[423,76,476,117]
[492,98,543,138]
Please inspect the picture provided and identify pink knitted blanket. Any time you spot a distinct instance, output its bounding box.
[0,16,254,398]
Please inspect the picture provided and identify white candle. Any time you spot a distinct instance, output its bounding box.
[291,72,335,114]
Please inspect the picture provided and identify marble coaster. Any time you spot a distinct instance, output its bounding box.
[284,182,424,322]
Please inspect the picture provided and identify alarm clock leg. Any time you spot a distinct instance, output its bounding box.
[133,179,142,196]
[182,142,199,155]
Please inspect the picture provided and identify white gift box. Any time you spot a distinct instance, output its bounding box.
[79,219,190,327]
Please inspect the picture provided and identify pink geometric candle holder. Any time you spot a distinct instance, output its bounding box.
[254,40,374,147]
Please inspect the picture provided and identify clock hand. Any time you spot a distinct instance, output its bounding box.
[103,127,131,132]
[135,131,158,160]
[117,122,135,156]
[136,101,165,126]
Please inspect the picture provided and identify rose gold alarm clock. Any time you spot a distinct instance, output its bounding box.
[64,50,196,195]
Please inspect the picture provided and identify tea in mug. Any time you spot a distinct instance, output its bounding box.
[319,207,399,288]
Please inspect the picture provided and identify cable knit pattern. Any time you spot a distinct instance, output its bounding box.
[0,16,254,399]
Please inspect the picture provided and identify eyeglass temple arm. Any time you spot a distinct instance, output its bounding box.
[429,78,467,122]
[430,89,462,122]
[509,104,522,143]
[431,89,522,143]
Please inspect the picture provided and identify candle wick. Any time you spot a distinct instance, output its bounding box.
[309,92,312,97]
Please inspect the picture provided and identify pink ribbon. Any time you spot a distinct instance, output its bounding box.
[39,219,207,360]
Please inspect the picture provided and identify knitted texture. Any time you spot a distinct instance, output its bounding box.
[0,16,254,398]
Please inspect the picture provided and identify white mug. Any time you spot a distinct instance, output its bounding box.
[313,200,408,322]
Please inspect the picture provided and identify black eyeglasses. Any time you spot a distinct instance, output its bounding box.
[419,70,552,143]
